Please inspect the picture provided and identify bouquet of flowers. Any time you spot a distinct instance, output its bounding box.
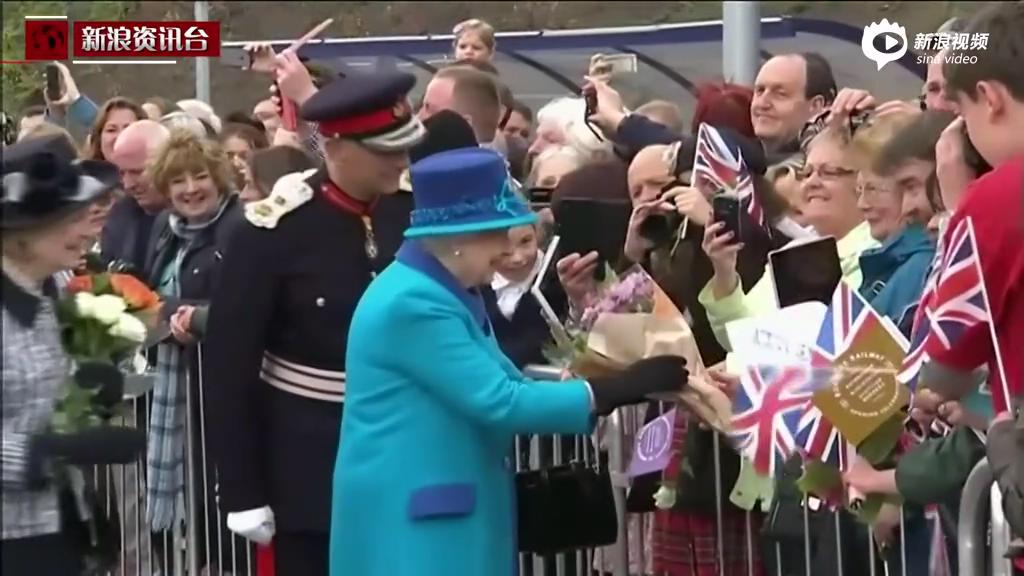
[54,272,161,433]
[544,264,728,423]
[543,264,655,375]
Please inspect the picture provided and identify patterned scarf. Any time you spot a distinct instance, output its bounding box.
[146,197,229,531]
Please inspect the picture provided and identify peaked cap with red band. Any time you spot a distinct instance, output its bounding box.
[300,69,426,152]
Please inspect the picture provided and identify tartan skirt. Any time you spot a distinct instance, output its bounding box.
[651,508,764,576]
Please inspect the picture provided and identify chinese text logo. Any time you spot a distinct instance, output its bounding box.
[71,21,220,58]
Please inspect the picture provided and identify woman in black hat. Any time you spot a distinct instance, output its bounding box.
[1,143,145,575]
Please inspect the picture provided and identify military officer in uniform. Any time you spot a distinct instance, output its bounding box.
[202,69,426,574]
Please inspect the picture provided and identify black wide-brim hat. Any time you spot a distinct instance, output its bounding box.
[2,135,120,230]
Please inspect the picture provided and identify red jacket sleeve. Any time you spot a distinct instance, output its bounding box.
[928,158,1024,411]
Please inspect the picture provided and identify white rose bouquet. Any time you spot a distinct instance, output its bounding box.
[54,273,161,432]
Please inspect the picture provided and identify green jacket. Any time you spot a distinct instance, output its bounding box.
[895,425,987,506]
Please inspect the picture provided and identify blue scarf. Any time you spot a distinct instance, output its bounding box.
[147,196,229,531]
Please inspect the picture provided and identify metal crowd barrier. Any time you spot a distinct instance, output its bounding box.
[89,362,1013,576]
[958,458,1016,576]
[93,347,255,576]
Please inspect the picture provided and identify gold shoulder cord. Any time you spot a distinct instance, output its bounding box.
[362,215,379,278]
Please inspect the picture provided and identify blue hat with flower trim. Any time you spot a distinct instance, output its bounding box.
[405,147,536,238]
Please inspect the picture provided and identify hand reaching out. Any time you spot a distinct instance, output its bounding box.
[707,369,740,400]
[935,116,974,210]
[274,51,317,107]
[874,99,922,119]
[582,75,628,137]
[825,88,876,129]
[622,199,674,263]
[662,186,712,227]
[244,42,278,73]
[43,61,81,109]
[555,252,599,312]
[702,221,743,298]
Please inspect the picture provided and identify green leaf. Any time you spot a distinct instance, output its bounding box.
[856,413,904,466]
[796,459,842,499]
[93,272,112,295]
[849,493,902,524]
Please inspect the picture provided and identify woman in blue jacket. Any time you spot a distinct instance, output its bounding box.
[853,142,936,327]
[330,147,688,576]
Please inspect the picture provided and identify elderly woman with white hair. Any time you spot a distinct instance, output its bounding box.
[160,111,212,139]
[176,98,222,134]
[528,97,613,164]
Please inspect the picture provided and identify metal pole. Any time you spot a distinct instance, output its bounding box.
[194,1,211,103]
[722,1,761,85]
[958,459,993,576]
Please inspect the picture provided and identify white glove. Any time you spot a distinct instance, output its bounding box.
[226,506,275,545]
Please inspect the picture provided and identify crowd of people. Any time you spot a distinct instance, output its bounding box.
[2,4,1022,576]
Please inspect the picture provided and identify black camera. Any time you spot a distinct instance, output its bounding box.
[637,180,684,248]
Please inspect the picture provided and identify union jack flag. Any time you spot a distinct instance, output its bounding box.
[729,364,812,475]
[796,282,880,468]
[692,123,765,229]
[898,217,991,390]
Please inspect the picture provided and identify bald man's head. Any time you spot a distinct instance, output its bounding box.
[112,120,169,164]
[628,144,673,204]
[111,120,170,214]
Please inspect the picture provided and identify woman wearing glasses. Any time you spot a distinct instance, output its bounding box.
[850,112,936,325]
[699,117,880,338]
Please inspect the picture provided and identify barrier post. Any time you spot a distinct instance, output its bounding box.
[990,482,1015,576]
[958,458,993,576]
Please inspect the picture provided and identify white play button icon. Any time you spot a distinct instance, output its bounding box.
[885,35,898,50]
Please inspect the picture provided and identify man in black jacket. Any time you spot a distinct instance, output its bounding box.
[103,120,170,271]
[202,66,425,575]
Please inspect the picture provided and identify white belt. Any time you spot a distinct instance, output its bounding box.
[260,352,346,403]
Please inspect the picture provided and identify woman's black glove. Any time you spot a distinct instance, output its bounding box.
[589,355,688,415]
[74,361,124,413]
[27,427,146,488]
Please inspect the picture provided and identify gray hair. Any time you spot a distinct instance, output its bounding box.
[177,98,222,134]
[160,111,208,140]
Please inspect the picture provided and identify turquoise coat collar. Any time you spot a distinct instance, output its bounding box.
[396,241,489,331]
[860,226,934,283]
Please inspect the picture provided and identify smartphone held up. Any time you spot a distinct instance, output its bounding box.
[45,63,62,101]
[711,195,742,245]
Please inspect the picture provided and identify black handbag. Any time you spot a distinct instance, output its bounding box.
[516,454,618,555]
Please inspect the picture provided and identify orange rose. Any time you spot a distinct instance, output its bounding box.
[110,273,160,311]
[65,274,93,294]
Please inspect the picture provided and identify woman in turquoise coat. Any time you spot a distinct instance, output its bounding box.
[330,147,687,575]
